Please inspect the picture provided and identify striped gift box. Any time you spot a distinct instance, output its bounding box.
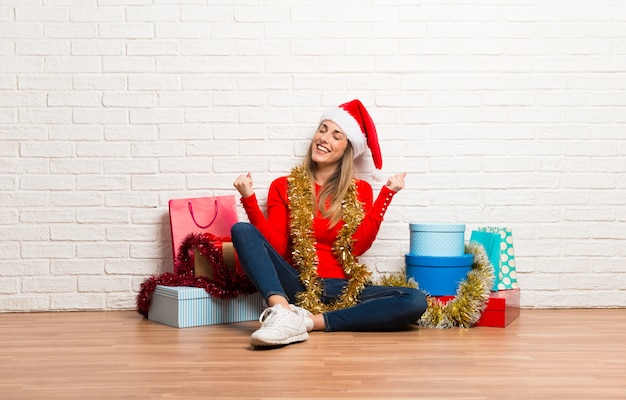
[148,286,264,328]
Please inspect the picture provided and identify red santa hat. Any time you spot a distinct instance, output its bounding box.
[319,99,382,169]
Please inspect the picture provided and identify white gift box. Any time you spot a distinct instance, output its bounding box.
[148,285,264,328]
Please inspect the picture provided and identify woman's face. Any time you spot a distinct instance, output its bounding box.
[311,120,349,167]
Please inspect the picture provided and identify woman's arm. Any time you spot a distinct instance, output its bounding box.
[239,177,291,259]
[352,173,406,255]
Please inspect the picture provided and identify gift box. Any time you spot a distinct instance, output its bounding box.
[194,235,241,279]
[474,289,520,327]
[437,288,521,328]
[409,223,466,257]
[148,286,264,328]
[406,253,474,296]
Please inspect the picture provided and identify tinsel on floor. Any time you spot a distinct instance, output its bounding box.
[416,242,494,328]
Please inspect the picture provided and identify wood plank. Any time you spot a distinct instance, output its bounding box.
[0,309,625,399]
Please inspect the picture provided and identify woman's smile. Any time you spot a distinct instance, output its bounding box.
[311,120,348,166]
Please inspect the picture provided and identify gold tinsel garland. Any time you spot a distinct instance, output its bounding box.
[288,165,372,314]
[286,164,493,327]
[416,242,494,328]
[375,243,492,328]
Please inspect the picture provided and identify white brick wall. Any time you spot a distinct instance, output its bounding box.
[1,1,625,312]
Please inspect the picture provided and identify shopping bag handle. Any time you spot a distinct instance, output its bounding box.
[188,200,218,229]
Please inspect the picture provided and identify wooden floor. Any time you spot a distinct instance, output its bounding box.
[1,309,625,400]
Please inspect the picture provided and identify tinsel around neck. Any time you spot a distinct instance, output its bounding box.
[287,164,371,314]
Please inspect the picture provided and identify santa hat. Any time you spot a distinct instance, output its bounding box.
[319,99,382,169]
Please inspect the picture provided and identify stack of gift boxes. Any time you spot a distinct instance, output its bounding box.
[405,224,474,296]
[405,223,520,328]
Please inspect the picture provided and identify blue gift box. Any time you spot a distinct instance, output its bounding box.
[409,223,466,257]
[405,254,474,296]
[148,286,264,328]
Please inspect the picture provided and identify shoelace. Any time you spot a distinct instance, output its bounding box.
[258,307,286,327]
[290,305,312,318]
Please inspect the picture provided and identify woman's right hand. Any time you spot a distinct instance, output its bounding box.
[233,172,254,198]
[385,172,407,193]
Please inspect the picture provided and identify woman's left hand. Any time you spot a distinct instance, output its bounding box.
[385,172,407,192]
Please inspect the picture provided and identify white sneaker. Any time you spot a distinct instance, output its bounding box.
[250,304,309,347]
[290,304,314,332]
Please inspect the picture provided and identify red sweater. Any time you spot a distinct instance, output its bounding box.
[240,176,396,279]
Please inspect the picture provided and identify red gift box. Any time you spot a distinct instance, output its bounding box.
[474,289,520,327]
[436,288,520,328]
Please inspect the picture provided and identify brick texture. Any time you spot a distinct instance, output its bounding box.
[1,2,625,311]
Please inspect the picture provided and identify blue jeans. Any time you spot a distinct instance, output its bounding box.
[231,222,427,332]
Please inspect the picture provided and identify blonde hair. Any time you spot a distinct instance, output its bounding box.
[303,142,355,227]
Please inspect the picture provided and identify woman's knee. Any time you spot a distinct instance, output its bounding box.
[231,221,254,240]
[405,289,428,320]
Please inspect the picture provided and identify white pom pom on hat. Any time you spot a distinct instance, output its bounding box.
[319,99,382,170]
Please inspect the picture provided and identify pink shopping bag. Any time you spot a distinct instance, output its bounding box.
[168,195,238,262]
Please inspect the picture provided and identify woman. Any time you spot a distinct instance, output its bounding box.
[231,99,427,347]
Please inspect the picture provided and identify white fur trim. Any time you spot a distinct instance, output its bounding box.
[319,107,366,158]
[371,169,386,182]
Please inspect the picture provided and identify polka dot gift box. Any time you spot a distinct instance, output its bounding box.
[409,223,466,257]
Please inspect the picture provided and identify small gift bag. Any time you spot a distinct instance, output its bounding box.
[469,230,502,291]
[480,226,518,290]
[168,195,238,262]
